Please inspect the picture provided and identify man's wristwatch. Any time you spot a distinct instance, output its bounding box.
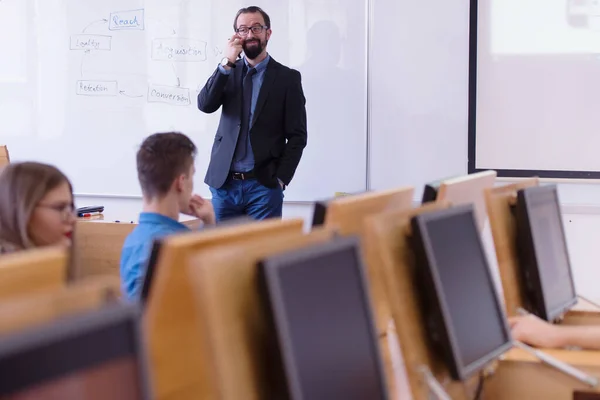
[220,57,236,68]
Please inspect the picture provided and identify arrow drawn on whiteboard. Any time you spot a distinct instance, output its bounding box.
[82,19,108,33]
[146,18,177,35]
[172,63,181,87]
[80,51,90,78]
[119,90,144,98]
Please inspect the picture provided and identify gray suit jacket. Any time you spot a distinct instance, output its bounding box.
[198,57,307,189]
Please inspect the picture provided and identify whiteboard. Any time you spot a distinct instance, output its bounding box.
[0,0,367,201]
[368,0,470,199]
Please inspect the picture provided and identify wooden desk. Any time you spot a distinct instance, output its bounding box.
[485,348,600,399]
[562,298,600,326]
[75,213,200,278]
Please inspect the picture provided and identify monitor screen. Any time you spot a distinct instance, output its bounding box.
[260,237,388,400]
[411,205,512,380]
[0,304,150,399]
[515,185,577,321]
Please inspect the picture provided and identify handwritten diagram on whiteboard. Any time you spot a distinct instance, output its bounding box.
[2,0,368,201]
[69,7,221,106]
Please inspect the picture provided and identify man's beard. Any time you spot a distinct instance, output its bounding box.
[243,38,265,60]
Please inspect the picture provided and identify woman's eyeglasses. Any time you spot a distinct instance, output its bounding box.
[37,203,76,221]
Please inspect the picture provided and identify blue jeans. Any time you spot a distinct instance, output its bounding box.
[210,178,284,222]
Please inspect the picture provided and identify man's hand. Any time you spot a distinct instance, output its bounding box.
[225,35,243,66]
[509,314,564,348]
[186,194,216,225]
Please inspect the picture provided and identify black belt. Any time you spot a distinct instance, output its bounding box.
[229,170,256,180]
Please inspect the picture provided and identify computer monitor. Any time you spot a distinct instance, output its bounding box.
[311,199,331,227]
[514,185,577,322]
[140,239,163,305]
[311,191,365,227]
[0,303,151,399]
[421,171,497,231]
[421,175,457,204]
[259,236,388,400]
[140,216,257,304]
[410,204,512,380]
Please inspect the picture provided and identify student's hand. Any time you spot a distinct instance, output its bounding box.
[187,194,216,225]
[509,314,564,348]
[225,35,243,65]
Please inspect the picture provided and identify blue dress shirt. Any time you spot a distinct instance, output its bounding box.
[120,212,190,300]
[218,55,271,172]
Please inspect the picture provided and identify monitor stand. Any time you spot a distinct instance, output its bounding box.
[419,366,452,400]
[513,341,598,388]
[577,295,600,312]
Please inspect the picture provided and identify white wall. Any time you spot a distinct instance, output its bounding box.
[562,211,600,303]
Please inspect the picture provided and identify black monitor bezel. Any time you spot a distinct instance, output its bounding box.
[140,238,163,305]
[0,303,152,399]
[515,185,578,321]
[411,204,513,380]
[421,182,441,204]
[259,236,389,400]
[311,200,330,227]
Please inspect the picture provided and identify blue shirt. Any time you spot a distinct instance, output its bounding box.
[218,54,271,172]
[120,212,190,300]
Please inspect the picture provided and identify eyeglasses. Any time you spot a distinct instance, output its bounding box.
[235,25,268,36]
[37,203,76,221]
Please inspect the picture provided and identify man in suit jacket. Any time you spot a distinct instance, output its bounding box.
[198,6,307,221]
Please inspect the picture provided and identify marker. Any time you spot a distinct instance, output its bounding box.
[78,211,102,217]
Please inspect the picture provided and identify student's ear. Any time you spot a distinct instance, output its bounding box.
[174,174,186,193]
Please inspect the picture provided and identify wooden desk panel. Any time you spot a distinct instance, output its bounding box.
[0,276,120,335]
[75,215,199,278]
[484,178,539,317]
[0,246,68,301]
[485,348,600,399]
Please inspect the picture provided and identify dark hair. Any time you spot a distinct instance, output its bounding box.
[0,162,73,250]
[233,6,271,30]
[136,132,197,199]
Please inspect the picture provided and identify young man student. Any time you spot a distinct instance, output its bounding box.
[120,132,216,300]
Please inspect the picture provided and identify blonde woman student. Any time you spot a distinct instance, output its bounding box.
[0,162,76,255]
